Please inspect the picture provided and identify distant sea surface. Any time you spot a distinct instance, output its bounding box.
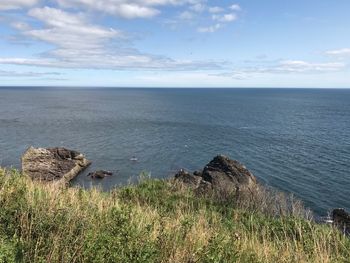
[0,87,349,215]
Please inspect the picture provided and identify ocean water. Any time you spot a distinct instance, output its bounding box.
[0,87,349,216]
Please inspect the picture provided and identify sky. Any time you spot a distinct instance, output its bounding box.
[0,0,350,88]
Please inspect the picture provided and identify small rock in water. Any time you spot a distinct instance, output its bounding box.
[88,170,113,179]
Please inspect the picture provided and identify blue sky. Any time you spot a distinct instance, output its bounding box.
[0,0,349,87]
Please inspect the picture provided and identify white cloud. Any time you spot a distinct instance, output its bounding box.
[198,3,241,33]
[110,3,160,19]
[0,56,223,71]
[208,6,224,13]
[0,0,38,10]
[212,13,237,22]
[11,21,31,31]
[2,6,222,71]
[219,60,347,78]
[230,4,241,11]
[0,69,61,77]
[0,1,226,71]
[189,3,206,12]
[25,7,120,51]
[198,23,222,33]
[0,0,206,18]
[325,48,350,57]
[277,60,346,73]
[179,10,195,20]
[57,1,159,19]
[56,0,205,19]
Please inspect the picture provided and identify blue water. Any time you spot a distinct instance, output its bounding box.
[0,87,349,215]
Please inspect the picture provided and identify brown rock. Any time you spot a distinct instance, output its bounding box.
[21,146,91,185]
[174,155,257,196]
[175,170,202,187]
[202,155,257,194]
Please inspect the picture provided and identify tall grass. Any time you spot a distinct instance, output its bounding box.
[0,168,349,262]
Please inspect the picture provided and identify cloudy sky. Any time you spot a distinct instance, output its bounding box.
[0,0,349,87]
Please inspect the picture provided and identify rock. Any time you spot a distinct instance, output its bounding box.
[174,155,257,196]
[332,208,350,235]
[88,170,113,179]
[202,155,257,194]
[195,180,213,195]
[175,170,202,187]
[193,171,202,176]
[21,146,91,185]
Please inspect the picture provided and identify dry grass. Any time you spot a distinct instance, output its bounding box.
[0,168,349,263]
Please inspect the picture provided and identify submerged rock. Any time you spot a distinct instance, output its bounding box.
[88,170,113,179]
[332,208,350,235]
[174,155,257,195]
[21,147,91,185]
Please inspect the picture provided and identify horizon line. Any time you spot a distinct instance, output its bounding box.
[0,86,350,90]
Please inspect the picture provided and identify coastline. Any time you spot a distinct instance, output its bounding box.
[1,88,349,216]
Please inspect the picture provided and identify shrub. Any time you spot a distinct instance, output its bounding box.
[0,168,349,262]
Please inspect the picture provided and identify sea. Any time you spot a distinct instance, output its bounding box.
[0,87,349,216]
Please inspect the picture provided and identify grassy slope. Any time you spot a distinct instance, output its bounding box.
[0,168,349,263]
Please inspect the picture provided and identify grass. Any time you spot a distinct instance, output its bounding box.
[0,168,349,263]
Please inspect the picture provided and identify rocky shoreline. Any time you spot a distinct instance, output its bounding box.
[21,147,91,186]
[20,146,350,235]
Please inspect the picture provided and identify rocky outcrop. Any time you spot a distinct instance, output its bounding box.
[175,155,257,196]
[175,170,202,187]
[88,170,113,179]
[21,147,91,185]
[332,208,350,235]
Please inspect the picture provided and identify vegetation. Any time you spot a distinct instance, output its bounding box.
[0,168,349,263]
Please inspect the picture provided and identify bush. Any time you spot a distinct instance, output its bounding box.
[0,168,349,262]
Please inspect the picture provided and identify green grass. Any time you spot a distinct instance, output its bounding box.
[0,168,349,263]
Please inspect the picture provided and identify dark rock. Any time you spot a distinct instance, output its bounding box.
[88,170,113,179]
[174,155,257,196]
[175,170,202,187]
[49,147,80,160]
[193,171,202,176]
[202,155,257,194]
[21,146,91,185]
[195,180,213,195]
[332,208,350,235]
